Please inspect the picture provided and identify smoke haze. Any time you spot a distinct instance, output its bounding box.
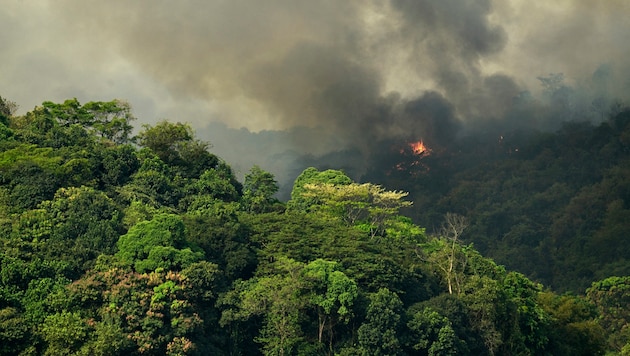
[2,0,630,192]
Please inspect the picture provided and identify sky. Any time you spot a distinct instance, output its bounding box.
[2,0,630,189]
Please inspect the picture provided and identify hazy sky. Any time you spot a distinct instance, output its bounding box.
[2,0,630,178]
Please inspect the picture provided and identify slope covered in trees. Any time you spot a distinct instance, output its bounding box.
[363,108,630,294]
[0,97,628,355]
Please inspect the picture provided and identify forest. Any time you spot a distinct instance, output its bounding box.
[0,96,629,355]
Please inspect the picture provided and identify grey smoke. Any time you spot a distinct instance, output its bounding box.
[2,1,630,193]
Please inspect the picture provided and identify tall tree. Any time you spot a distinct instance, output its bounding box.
[302,259,358,350]
[300,182,413,239]
[356,288,404,356]
[0,95,18,122]
[437,213,469,295]
[221,257,307,356]
[242,165,279,213]
[137,121,218,178]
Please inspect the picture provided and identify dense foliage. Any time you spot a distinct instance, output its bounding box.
[0,97,628,355]
[366,108,630,294]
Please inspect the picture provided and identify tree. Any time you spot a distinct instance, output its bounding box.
[137,121,218,178]
[0,95,17,140]
[432,213,469,295]
[14,99,135,147]
[98,144,140,188]
[181,162,241,209]
[115,214,204,273]
[118,152,179,209]
[539,291,606,355]
[300,182,413,239]
[184,203,256,280]
[40,311,89,355]
[82,100,136,144]
[0,307,29,355]
[242,165,280,213]
[73,268,203,355]
[36,186,123,275]
[501,272,550,354]
[0,95,18,119]
[287,167,352,212]
[459,275,504,355]
[302,259,358,351]
[407,307,462,356]
[356,288,404,356]
[586,276,630,352]
[0,144,64,212]
[221,257,307,356]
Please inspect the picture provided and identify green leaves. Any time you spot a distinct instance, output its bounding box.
[137,121,219,178]
[289,167,415,240]
[303,259,357,318]
[408,307,461,356]
[357,288,404,356]
[116,214,203,273]
[222,257,307,355]
[242,165,279,213]
[587,276,630,352]
[1,96,627,355]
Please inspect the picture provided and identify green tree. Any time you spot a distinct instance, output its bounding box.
[0,144,64,212]
[356,288,404,356]
[221,257,307,356]
[539,291,606,356]
[0,307,29,355]
[0,95,17,140]
[459,275,504,355]
[586,276,630,352]
[40,311,89,356]
[181,162,241,209]
[180,261,228,353]
[501,272,550,354]
[302,259,358,350]
[242,165,280,213]
[12,99,135,148]
[407,307,462,356]
[287,167,352,212]
[36,186,122,275]
[89,268,202,355]
[118,152,179,208]
[0,95,18,119]
[184,203,256,281]
[300,182,413,239]
[115,213,204,273]
[98,143,140,188]
[137,120,218,178]
[82,100,136,144]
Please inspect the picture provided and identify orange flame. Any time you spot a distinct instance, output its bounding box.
[409,140,431,156]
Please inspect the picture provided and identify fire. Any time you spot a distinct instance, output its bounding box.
[409,140,431,156]
[388,139,433,176]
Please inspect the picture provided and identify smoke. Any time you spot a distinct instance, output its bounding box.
[3,1,630,192]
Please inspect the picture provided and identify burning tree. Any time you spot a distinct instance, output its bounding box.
[391,139,433,176]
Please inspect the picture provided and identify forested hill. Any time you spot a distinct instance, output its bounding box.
[364,108,630,294]
[0,97,628,355]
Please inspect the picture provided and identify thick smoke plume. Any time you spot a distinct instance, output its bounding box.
[3,1,630,192]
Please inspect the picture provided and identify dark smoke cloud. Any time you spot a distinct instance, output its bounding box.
[39,0,511,142]
[3,1,630,192]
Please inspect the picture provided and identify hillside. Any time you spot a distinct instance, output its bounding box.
[0,97,628,355]
[361,109,630,293]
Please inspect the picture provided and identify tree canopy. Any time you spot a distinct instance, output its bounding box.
[0,97,627,355]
